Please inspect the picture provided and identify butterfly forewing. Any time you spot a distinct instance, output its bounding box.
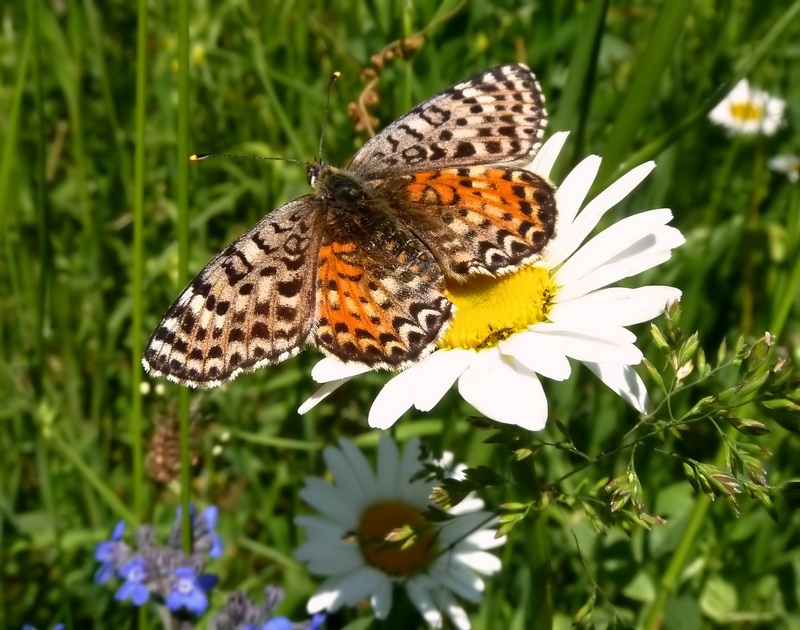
[314,209,452,367]
[349,64,547,179]
[143,198,325,387]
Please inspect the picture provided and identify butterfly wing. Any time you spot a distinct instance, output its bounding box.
[381,166,557,280]
[349,64,547,179]
[313,208,452,367]
[143,197,325,387]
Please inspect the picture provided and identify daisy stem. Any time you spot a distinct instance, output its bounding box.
[512,457,553,628]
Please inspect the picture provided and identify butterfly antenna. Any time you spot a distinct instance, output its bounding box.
[318,71,341,161]
[189,153,305,166]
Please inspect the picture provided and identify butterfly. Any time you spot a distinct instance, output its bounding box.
[143,63,557,387]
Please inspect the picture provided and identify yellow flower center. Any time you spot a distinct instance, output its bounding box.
[730,101,764,122]
[440,264,555,350]
[357,501,438,576]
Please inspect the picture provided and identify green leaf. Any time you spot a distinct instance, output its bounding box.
[699,575,738,624]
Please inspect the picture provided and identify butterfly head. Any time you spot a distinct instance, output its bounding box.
[306,158,327,188]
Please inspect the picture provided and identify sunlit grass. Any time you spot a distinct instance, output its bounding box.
[3,0,800,628]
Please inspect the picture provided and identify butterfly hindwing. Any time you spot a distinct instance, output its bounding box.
[349,64,547,179]
[313,208,452,368]
[384,166,557,279]
[143,198,325,387]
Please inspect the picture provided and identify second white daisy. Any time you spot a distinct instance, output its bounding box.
[295,434,504,630]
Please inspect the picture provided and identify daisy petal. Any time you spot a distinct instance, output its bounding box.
[584,362,649,412]
[551,154,601,237]
[368,367,417,429]
[298,378,350,414]
[370,576,394,620]
[412,349,473,411]
[527,131,570,178]
[548,161,656,267]
[457,348,548,430]
[406,578,444,629]
[524,327,642,365]
[555,208,676,287]
[312,357,372,382]
[499,331,572,381]
[556,225,684,302]
[549,286,682,327]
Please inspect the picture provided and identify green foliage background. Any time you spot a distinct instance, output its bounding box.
[2,0,800,628]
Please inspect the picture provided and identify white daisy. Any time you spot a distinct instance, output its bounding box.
[708,78,786,136]
[768,154,800,183]
[299,132,684,431]
[294,434,504,630]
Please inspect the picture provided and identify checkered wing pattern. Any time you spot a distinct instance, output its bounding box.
[143,198,324,387]
[349,64,547,179]
[391,166,557,279]
[313,209,452,367]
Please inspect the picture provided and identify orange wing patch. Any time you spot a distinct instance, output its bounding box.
[313,224,452,368]
[401,167,557,279]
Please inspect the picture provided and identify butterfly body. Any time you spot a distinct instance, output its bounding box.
[144,64,557,387]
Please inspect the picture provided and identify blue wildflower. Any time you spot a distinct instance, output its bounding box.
[94,520,127,584]
[202,505,223,558]
[165,566,218,616]
[171,504,224,558]
[115,556,150,606]
[22,625,64,630]
[212,586,326,630]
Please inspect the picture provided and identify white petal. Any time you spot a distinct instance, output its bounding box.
[438,511,496,546]
[551,154,601,237]
[524,328,642,365]
[307,567,388,613]
[530,321,637,345]
[406,578,444,629]
[555,208,676,287]
[547,161,657,268]
[527,131,570,178]
[549,286,682,327]
[412,349,473,412]
[436,591,472,630]
[323,441,375,509]
[450,549,503,577]
[298,378,350,414]
[294,514,346,540]
[555,225,685,302]
[367,366,417,429]
[375,432,401,497]
[299,477,361,529]
[294,540,363,575]
[311,356,372,382]
[439,563,485,602]
[498,331,571,381]
[583,362,649,412]
[370,577,394,620]
[457,349,548,430]
[461,528,507,553]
